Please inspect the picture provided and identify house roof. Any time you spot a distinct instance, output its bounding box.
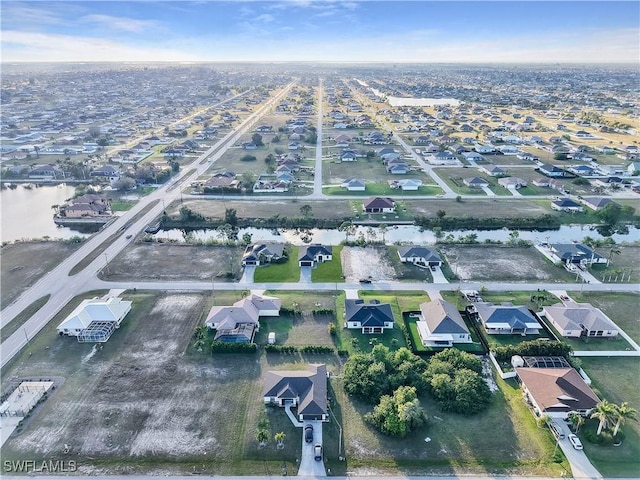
[464,177,489,186]
[242,243,284,262]
[581,197,616,209]
[298,244,332,262]
[550,243,603,262]
[263,364,327,416]
[205,303,259,331]
[57,297,132,331]
[397,246,441,263]
[345,299,394,327]
[544,302,618,333]
[363,197,395,209]
[516,367,600,413]
[475,302,541,330]
[343,178,365,188]
[419,299,469,335]
[552,198,581,208]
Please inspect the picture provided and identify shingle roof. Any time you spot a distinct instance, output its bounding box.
[263,364,327,417]
[544,302,618,333]
[345,299,394,327]
[475,302,541,330]
[419,299,469,335]
[397,246,441,263]
[298,244,332,262]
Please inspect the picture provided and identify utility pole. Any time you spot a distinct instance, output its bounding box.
[104,252,110,275]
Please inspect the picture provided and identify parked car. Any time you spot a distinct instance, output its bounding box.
[359,278,372,284]
[304,425,313,443]
[314,444,323,461]
[568,434,583,450]
[125,234,133,239]
[550,422,565,440]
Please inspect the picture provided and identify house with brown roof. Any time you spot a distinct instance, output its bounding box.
[516,363,600,418]
[363,197,395,213]
[263,364,328,422]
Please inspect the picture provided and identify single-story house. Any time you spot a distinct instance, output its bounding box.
[57,297,132,343]
[363,197,395,213]
[538,164,569,177]
[205,294,281,343]
[532,178,550,187]
[551,198,584,213]
[462,151,484,163]
[516,363,600,418]
[397,246,442,267]
[479,165,507,177]
[474,302,542,335]
[387,162,410,174]
[392,178,422,191]
[498,177,527,189]
[263,364,328,422]
[242,243,285,266]
[417,299,472,347]
[579,197,617,211]
[542,301,619,338]
[463,177,489,188]
[298,244,332,267]
[474,144,496,153]
[428,151,458,165]
[547,243,606,266]
[342,178,366,191]
[345,299,394,334]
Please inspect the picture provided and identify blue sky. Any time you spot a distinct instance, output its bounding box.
[1,1,638,63]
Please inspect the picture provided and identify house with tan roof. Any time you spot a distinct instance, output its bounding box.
[542,301,619,338]
[416,299,472,347]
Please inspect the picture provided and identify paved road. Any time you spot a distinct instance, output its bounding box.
[312,78,324,198]
[0,81,298,368]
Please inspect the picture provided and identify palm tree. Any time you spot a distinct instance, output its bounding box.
[256,429,269,448]
[607,246,621,266]
[569,412,585,433]
[274,431,286,449]
[612,402,637,437]
[591,400,617,435]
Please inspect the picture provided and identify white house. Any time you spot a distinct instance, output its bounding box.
[345,299,394,334]
[542,301,619,338]
[416,299,472,347]
[57,297,132,342]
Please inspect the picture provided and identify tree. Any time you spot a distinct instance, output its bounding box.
[252,133,264,146]
[607,246,621,266]
[436,210,446,219]
[364,386,427,437]
[379,224,388,243]
[569,412,585,433]
[338,221,356,243]
[274,431,286,449]
[300,204,313,218]
[224,208,238,226]
[241,233,253,245]
[113,177,136,191]
[240,154,257,162]
[591,400,617,435]
[256,429,270,447]
[612,402,637,437]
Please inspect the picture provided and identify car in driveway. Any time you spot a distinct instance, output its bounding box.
[550,422,565,440]
[568,434,583,450]
[314,444,323,461]
[305,424,313,443]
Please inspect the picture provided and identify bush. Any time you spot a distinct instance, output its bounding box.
[210,341,257,353]
[265,345,298,354]
[300,345,335,354]
[327,322,336,336]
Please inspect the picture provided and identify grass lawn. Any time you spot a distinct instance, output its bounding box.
[330,373,568,476]
[579,357,640,478]
[567,292,640,344]
[109,201,135,211]
[387,246,434,282]
[479,290,560,312]
[543,318,634,352]
[253,247,300,282]
[312,245,344,282]
[323,184,443,196]
[1,295,50,343]
[403,313,486,354]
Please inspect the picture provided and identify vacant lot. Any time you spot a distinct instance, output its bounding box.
[341,246,396,282]
[591,246,640,284]
[100,243,244,282]
[1,241,80,309]
[439,245,575,282]
[173,199,353,220]
[405,198,549,218]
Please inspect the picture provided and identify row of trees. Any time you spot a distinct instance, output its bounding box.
[590,399,637,437]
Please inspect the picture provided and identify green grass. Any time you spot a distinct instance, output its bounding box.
[579,357,640,477]
[109,201,135,211]
[543,318,634,352]
[479,290,560,312]
[323,184,443,196]
[253,247,300,282]
[0,295,51,343]
[403,312,486,354]
[311,245,344,282]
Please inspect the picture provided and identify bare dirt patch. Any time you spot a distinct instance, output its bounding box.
[101,243,243,281]
[1,241,79,308]
[405,198,548,218]
[440,245,574,282]
[341,246,396,282]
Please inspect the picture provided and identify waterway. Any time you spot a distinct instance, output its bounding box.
[154,224,640,246]
[0,184,92,242]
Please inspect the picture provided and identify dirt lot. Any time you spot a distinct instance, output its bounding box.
[405,198,549,218]
[440,245,575,282]
[174,198,354,220]
[100,243,244,282]
[341,246,396,282]
[1,292,264,472]
[1,241,80,308]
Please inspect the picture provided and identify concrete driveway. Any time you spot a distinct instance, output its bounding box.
[551,420,602,479]
[299,266,312,283]
[239,265,255,283]
[297,420,326,477]
[430,266,449,283]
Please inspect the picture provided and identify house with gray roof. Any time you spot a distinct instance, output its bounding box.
[548,243,606,266]
[579,196,618,211]
[474,302,541,335]
[542,301,619,338]
[242,243,285,266]
[417,299,472,347]
[205,294,281,343]
[479,164,507,177]
[551,198,584,213]
[345,299,394,334]
[397,246,442,267]
[298,244,332,267]
[263,364,328,422]
[463,177,490,188]
[342,178,366,191]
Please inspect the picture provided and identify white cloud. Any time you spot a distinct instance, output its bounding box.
[81,14,162,33]
[1,3,70,27]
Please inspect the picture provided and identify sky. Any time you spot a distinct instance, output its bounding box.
[1,0,638,63]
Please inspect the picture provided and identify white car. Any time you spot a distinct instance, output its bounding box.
[568,434,583,450]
